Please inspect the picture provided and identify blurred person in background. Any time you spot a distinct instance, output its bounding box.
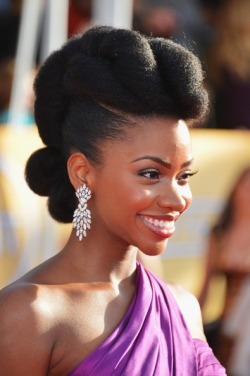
[223,275,250,376]
[204,0,250,129]
[199,166,250,373]
[0,0,20,119]
[133,2,181,40]
[0,58,35,125]
[0,0,35,125]
[68,0,92,38]
[134,0,212,61]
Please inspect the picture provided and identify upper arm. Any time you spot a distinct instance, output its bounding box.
[0,284,54,376]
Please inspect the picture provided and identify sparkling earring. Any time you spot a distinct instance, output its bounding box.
[73,183,92,241]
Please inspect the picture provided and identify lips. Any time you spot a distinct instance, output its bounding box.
[139,215,176,238]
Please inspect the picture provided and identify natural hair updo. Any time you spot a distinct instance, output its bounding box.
[25,25,209,223]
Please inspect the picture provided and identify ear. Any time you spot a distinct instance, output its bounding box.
[67,152,94,190]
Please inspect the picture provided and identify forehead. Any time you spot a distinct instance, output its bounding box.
[135,117,190,145]
[101,117,192,163]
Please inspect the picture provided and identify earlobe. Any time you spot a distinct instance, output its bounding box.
[67,152,90,190]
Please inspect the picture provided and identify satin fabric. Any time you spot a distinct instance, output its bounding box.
[67,263,226,375]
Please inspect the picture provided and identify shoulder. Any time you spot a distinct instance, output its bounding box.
[0,279,62,334]
[0,281,40,319]
[0,280,57,341]
[166,282,206,341]
[0,282,56,374]
[1,280,52,316]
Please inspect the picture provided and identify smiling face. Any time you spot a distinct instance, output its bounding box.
[233,169,250,215]
[89,117,194,256]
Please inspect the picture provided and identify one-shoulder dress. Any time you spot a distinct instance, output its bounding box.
[67,263,226,375]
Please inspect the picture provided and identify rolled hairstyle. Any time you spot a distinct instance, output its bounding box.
[25,25,209,223]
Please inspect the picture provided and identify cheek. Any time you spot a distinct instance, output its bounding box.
[95,181,150,219]
[131,186,152,199]
[120,187,153,213]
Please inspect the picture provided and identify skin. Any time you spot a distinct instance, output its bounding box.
[199,170,250,308]
[0,117,205,376]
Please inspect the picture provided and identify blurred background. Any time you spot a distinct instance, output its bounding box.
[1,1,250,372]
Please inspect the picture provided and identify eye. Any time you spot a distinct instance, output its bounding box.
[138,168,161,180]
[178,170,197,184]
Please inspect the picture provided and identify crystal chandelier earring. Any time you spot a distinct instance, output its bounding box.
[73,183,92,241]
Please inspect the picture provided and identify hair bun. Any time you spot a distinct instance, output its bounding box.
[25,147,66,196]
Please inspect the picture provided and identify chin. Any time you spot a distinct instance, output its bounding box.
[140,240,169,256]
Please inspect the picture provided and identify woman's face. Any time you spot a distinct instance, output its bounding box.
[234,170,250,212]
[91,117,193,256]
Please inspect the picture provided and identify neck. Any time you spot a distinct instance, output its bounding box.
[60,229,139,285]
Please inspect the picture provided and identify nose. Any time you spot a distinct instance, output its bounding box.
[157,181,191,213]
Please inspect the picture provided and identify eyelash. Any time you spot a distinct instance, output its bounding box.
[179,171,197,182]
[138,169,197,182]
[139,168,161,180]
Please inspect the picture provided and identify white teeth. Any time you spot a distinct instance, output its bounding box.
[154,219,159,226]
[143,217,170,229]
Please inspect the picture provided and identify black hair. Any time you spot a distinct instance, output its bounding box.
[25,25,209,223]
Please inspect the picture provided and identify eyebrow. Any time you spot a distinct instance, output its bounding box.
[132,156,194,169]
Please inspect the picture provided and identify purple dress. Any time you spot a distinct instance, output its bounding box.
[67,263,226,375]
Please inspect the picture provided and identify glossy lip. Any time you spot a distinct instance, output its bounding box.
[139,214,177,239]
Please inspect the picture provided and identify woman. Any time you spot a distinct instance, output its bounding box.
[199,167,250,373]
[204,0,250,129]
[0,26,225,375]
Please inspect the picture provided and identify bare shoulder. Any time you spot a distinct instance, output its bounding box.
[0,281,56,375]
[0,282,37,326]
[166,282,206,341]
[0,280,55,323]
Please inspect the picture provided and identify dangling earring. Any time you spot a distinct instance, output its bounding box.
[73,183,92,241]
